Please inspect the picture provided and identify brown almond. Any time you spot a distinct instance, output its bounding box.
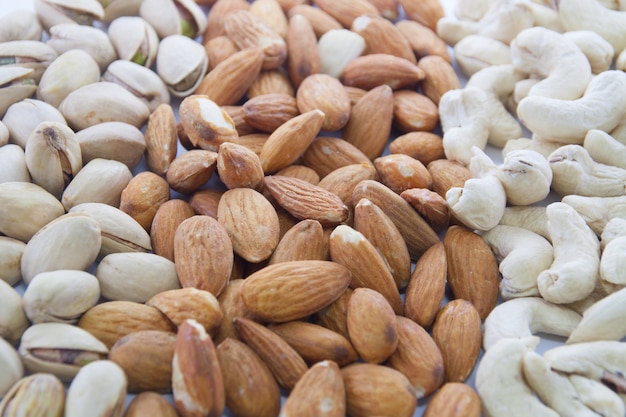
[216,142,265,190]
[249,0,289,39]
[296,74,351,131]
[351,14,415,63]
[287,5,342,38]
[222,105,258,137]
[275,165,321,185]
[312,0,380,28]
[344,85,368,105]
[125,391,179,417]
[202,0,250,42]
[401,187,450,231]
[374,153,433,194]
[166,150,218,194]
[276,0,309,12]
[428,159,473,199]
[204,36,238,72]
[214,279,260,344]
[313,287,353,340]
[189,189,223,218]
[424,382,482,417]
[396,19,451,63]
[269,219,327,264]
[368,0,399,20]
[286,14,321,88]
[248,69,295,98]
[317,163,379,209]
[389,131,445,166]
[340,53,425,90]
[393,89,439,132]
[398,0,444,31]
[143,103,177,175]
[119,172,170,231]
[243,93,299,133]
[418,55,462,105]
[302,136,374,178]
[150,199,195,261]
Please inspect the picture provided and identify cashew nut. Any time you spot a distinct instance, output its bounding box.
[537,202,600,304]
[496,149,552,205]
[499,205,551,242]
[453,35,512,78]
[525,1,563,32]
[483,297,582,350]
[511,26,592,100]
[568,374,626,417]
[567,285,626,344]
[583,129,626,170]
[600,236,626,286]
[549,145,626,197]
[562,30,615,74]
[562,195,626,235]
[608,117,626,143]
[454,0,495,21]
[600,218,626,249]
[597,0,626,10]
[517,70,626,144]
[481,225,553,299]
[501,136,563,159]
[475,336,560,417]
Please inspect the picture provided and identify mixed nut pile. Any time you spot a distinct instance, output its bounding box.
[1,0,626,416]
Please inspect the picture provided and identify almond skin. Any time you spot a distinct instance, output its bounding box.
[125,391,179,417]
[269,219,327,264]
[214,279,260,344]
[216,142,265,191]
[351,14,416,63]
[143,103,177,175]
[302,136,374,178]
[418,55,462,105]
[286,14,321,88]
[287,5,343,38]
[150,199,195,262]
[243,93,299,133]
[427,159,473,199]
[296,73,351,131]
[396,19,451,63]
[392,89,439,132]
[119,171,170,232]
[313,287,353,340]
[312,0,380,28]
[389,131,446,166]
[340,53,425,90]
[374,153,433,194]
[166,149,218,194]
[424,382,482,417]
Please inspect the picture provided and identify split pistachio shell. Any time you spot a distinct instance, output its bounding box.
[139,0,208,39]
[102,60,170,112]
[75,121,146,170]
[0,337,23,398]
[36,49,101,108]
[34,0,104,30]
[0,373,65,417]
[0,279,30,345]
[0,144,31,184]
[0,40,57,83]
[156,34,208,97]
[0,10,43,42]
[108,16,159,68]
[2,98,67,149]
[100,0,144,23]
[59,82,150,130]
[18,322,109,381]
[0,66,38,117]
[47,24,117,71]
[69,202,152,257]
[20,212,102,285]
[61,158,133,210]
[0,182,65,243]
[22,270,101,325]
[96,252,180,303]
[65,360,127,417]
[24,120,83,199]
[0,236,26,285]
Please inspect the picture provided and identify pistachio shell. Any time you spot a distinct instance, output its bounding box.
[102,60,170,112]
[0,67,38,117]
[100,0,144,23]
[75,121,146,170]
[0,144,31,184]
[65,360,127,417]
[0,279,30,346]
[20,212,102,285]
[0,10,43,42]
[0,337,23,398]
[0,373,65,417]
[0,40,58,82]
[47,23,117,71]
[0,236,26,285]
[18,322,109,381]
[22,270,101,324]
[108,16,159,67]
[156,34,208,97]
[2,98,67,149]
[34,0,105,30]
[36,49,101,108]
[0,182,65,242]
[140,0,207,39]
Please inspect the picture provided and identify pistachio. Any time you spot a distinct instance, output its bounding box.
[46,23,117,71]
[36,49,101,108]
[20,212,102,285]
[0,120,8,145]
[61,158,133,210]
[59,81,150,130]
[0,373,65,417]
[156,34,208,97]
[18,322,109,381]
[2,98,67,149]
[108,16,159,67]
[34,0,104,30]
[0,337,23,398]
[0,279,30,346]
[0,236,26,286]
[0,66,38,117]
[0,10,43,42]
[99,0,144,23]
[75,121,146,170]
[0,144,31,183]
[102,59,170,112]
[24,121,82,199]
[65,360,127,417]
[139,0,208,39]
[0,40,58,82]
[22,270,101,325]
[69,202,152,258]
[0,182,65,243]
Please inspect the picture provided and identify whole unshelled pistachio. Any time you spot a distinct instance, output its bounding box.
[34,0,104,30]
[108,16,159,68]
[102,59,170,112]
[156,34,208,97]
[0,236,25,285]
[140,0,208,39]
[75,121,146,170]
[0,40,58,82]
[2,98,67,149]
[65,360,127,417]
[0,66,37,117]
[0,373,65,417]
[0,337,23,398]
[0,10,42,42]
[0,144,31,183]
[46,23,117,71]
[99,0,144,23]
[0,279,30,345]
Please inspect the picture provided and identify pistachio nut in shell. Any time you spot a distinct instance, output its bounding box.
[0,40,58,83]
[0,372,65,417]
[18,322,109,381]
[24,120,82,199]
[0,66,38,117]
[2,98,67,150]
[103,59,171,112]
[108,16,159,67]
[65,360,127,417]
[22,270,101,325]
[140,0,207,38]
[0,9,42,42]
[34,0,104,30]
[156,34,208,97]
[100,0,143,23]
[0,182,65,243]
[46,23,116,71]
[0,337,23,397]
[20,212,102,285]
[59,81,150,130]
[0,236,25,285]
[75,121,146,170]
[0,144,31,184]
[0,279,30,345]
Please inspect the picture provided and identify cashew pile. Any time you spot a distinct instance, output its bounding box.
[436,0,626,415]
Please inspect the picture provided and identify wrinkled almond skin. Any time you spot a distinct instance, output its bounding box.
[418,55,461,105]
[318,163,379,211]
[286,14,321,88]
[396,19,451,63]
[144,103,178,175]
[203,0,250,42]
[401,188,450,232]
[424,382,482,417]
[248,69,295,98]
[269,219,327,264]
[287,5,342,38]
[242,93,299,133]
[166,150,218,194]
[312,0,380,28]
[204,36,238,72]
[119,172,170,232]
[427,159,473,199]
[340,54,425,90]
[275,165,320,185]
[392,89,439,132]
[217,142,265,190]
[351,14,415,63]
[150,199,195,262]
[390,131,445,166]
[302,136,374,178]
[296,74,351,131]
[398,0,444,31]
[189,189,223,218]
[125,391,179,417]
[374,153,433,194]
[222,105,257,137]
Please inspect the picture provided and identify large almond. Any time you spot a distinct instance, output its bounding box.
[286,14,321,88]
[296,73,351,131]
[302,136,373,178]
[340,53,425,90]
[269,219,327,264]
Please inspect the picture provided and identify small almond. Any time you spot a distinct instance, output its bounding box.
[119,172,170,232]
[287,5,343,38]
[313,0,380,28]
[389,131,445,166]
[216,142,265,190]
[392,89,439,132]
[396,19,451,63]
[418,55,462,105]
[144,103,177,175]
[302,136,374,178]
[424,382,482,417]
[296,73,351,131]
[374,153,433,194]
[178,95,239,151]
[214,279,260,344]
[340,53,425,90]
[401,188,450,231]
[351,14,416,63]
[166,150,218,194]
[286,14,321,87]
[150,199,195,262]
[243,93,299,133]
[269,219,327,264]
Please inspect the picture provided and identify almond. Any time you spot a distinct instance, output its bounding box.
[217,187,280,263]
[233,317,308,390]
[269,219,327,264]
[243,93,299,133]
[286,14,321,88]
[263,175,349,226]
[189,189,223,218]
[172,319,225,417]
[393,89,439,132]
[374,153,433,194]
[280,360,346,417]
[401,187,450,231]
[203,36,238,72]
[202,0,250,42]
[443,225,500,319]
[432,299,482,383]
[143,103,177,175]
[217,337,281,417]
[418,55,462,105]
[249,0,289,39]
[386,315,445,398]
[389,131,445,166]
[302,136,374,178]
[268,320,358,366]
[216,142,265,190]
[351,14,416,63]
[343,85,368,105]
[398,0,445,31]
[313,287,353,340]
[368,0,400,20]
[166,149,218,194]
[341,363,417,417]
[312,0,380,28]
[248,69,294,98]
[240,260,352,322]
[427,159,473,199]
[423,382,482,417]
[275,165,321,185]
[222,105,258,137]
[340,53,425,90]
[396,19,451,63]
[287,5,343,38]
[150,199,195,261]
[174,215,234,297]
[317,163,379,210]
[214,279,260,344]
[119,172,170,232]
[296,74,351,131]
[125,391,179,417]
[404,241,447,327]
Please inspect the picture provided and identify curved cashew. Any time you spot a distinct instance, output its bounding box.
[558,0,626,54]
[563,30,615,74]
[496,149,552,205]
[454,0,495,21]
[453,35,512,78]
[584,129,626,170]
[568,284,626,344]
[600,236,626,285]
[517,70,626,144]
[483,297,582,350]
[525,2,563,32]
[481,225,553,299]
[475,336,560,417]
[569,374,626,417]
[511,26,592,100]
[467,64,524,148]
[537,202,600,304]
[523,351,602,417]
[549,145,626,197]
[608,117,626,143]
[437,1,534,46]
[502,136,562,159]
[513,77,539,105]
[499,205,551,242]
[562,195,626,235]
[601,218,626,249]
